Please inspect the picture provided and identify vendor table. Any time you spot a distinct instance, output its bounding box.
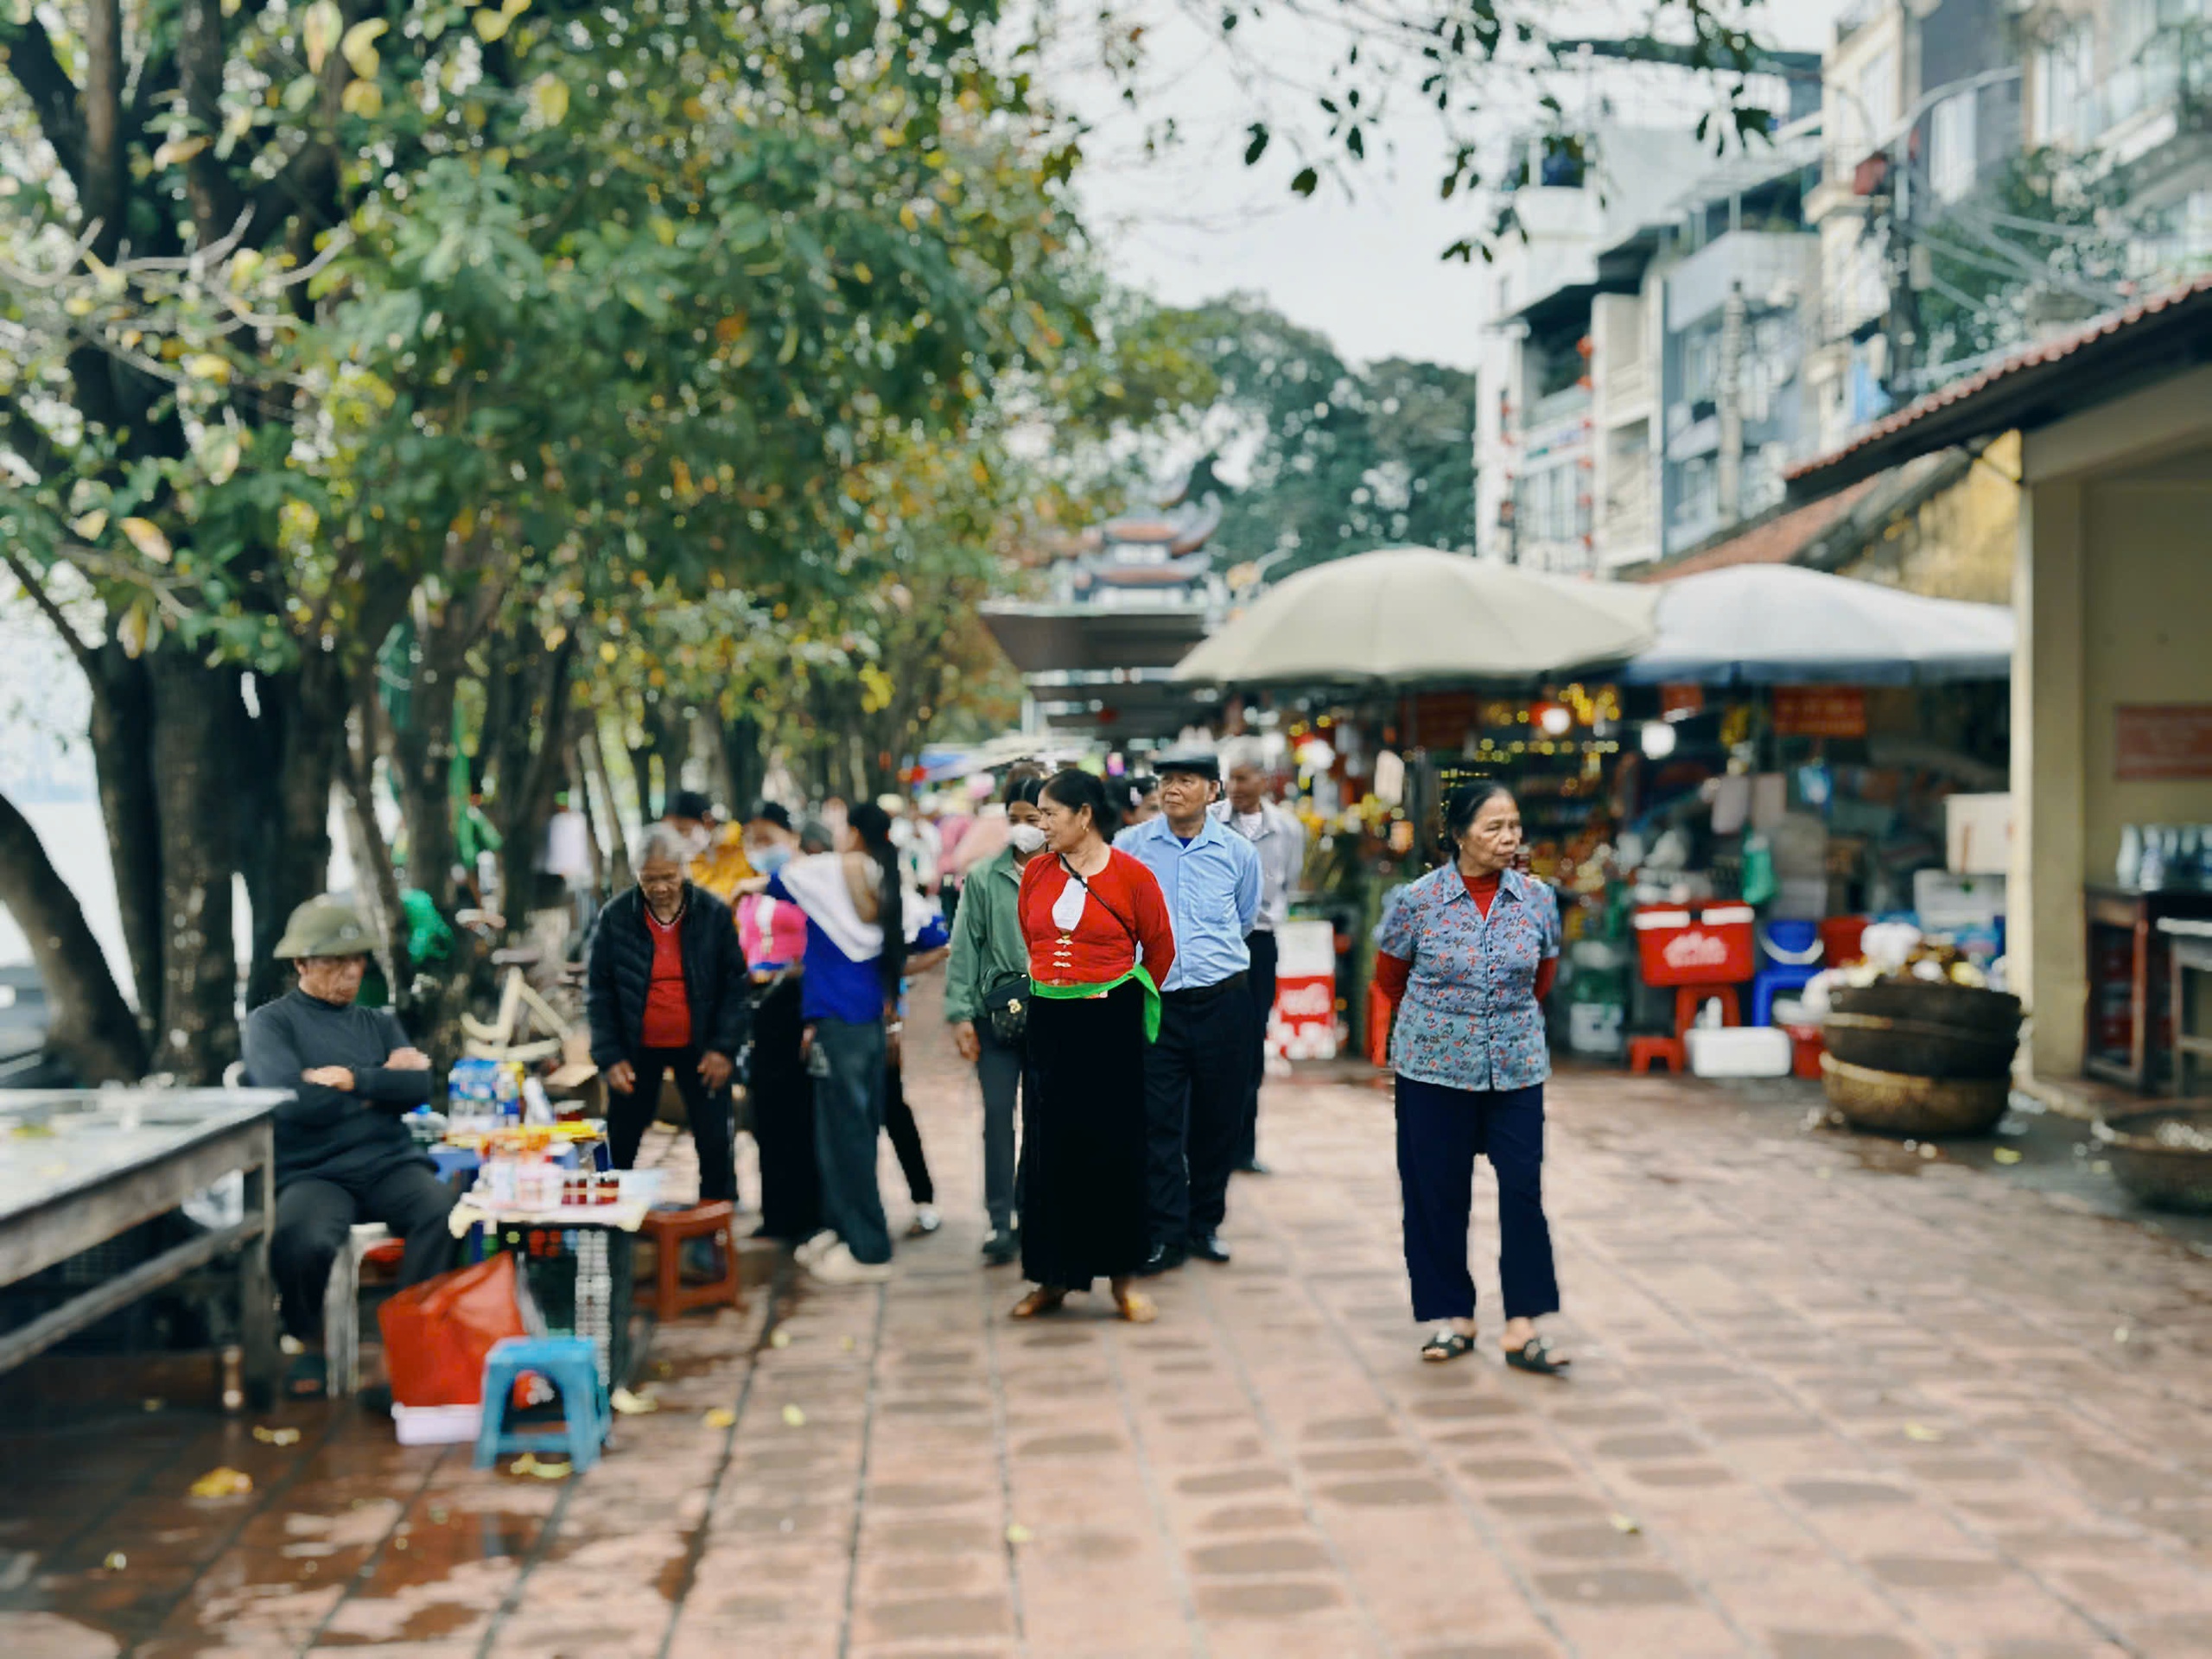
[2161,918,2212,1098]
[2085,887,2212,1091]
[0,1089,289,1401]
[447,1196,645,1389]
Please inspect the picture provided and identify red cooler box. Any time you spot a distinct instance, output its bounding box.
[1634,904,1757,987]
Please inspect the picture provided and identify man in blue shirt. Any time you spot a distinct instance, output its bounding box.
[1115,750,1262,1273]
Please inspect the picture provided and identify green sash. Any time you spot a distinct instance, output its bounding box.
[1030,964,1163,1044]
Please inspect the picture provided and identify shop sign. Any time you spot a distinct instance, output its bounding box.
[1269,920,1338,1061]
[1772,686,1866,739]
[1659,683,1704,720]
[2115,704,2212,781]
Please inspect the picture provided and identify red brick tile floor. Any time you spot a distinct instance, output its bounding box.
[5,978,2211,1657]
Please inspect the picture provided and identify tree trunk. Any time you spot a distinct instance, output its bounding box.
[486,626,581,931]
[339,695,413,1007]
[580,729,632,890]
[147,654,241,1082]
[390,622,466,915]
[84,646,162,1023]
[234,657,345,1014]
[0,787,149,1084]
[719,709,767,817]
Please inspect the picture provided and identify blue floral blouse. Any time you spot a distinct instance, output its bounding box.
[1376,865,1562,1093]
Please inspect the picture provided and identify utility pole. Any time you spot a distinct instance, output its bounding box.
[1717,281,1746,526]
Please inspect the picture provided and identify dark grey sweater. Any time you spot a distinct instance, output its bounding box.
[242,989,435,1189]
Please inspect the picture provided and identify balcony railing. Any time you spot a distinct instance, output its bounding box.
[1525,382,1592,431]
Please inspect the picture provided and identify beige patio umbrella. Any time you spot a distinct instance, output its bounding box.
[1172,546,1659,686]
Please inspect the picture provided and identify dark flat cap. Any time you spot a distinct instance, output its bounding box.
[1153,749,1220,782]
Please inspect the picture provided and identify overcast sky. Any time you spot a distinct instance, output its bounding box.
[1048,1,1856,367]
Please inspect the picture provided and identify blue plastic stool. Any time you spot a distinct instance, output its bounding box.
[1751,919,1826,1027]
[473,1336,611,1472]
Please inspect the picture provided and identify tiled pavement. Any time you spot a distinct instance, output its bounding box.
[5,982,2212,1658]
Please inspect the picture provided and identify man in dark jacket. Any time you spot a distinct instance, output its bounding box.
[588,823,749,1202]
[242,896,457,1396]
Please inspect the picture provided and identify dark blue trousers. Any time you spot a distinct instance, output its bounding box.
[1395,1075,1560,1325]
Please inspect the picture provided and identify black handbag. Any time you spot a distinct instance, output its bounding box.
[982,971,1031,1045]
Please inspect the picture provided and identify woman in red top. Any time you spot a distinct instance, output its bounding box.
[1014,770,1176,1322]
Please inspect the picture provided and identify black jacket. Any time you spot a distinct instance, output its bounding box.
[242,989,435,1190]
[586,882,748,1068]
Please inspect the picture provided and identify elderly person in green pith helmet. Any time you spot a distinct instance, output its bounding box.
[242,896,457,1402]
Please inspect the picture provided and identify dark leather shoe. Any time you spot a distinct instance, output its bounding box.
[1188,1233,1232,1264]
[1234,1159,1272,1175]
[1136,1243,1187,1277]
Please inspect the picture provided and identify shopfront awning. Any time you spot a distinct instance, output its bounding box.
[1031,676,1220,741]
[980,603,1211,677]
[1621,564,2013,684]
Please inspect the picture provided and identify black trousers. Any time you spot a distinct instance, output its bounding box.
[607,1044,738,1205]
[1395,1076,1560,1325]
[750,978,819,1241]
[976,1022,1024,1232]
[882,1052,935,1205]
[1142,980,1250,1248]
[270,1161,458,1344]
[1239,931,1279,1166]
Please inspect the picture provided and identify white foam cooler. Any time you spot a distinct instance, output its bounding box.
[1685,1026,1794,1079]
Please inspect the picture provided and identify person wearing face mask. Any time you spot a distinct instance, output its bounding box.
[943,769,1046,1265]
[666,789,755,907]
[737,804,817,1243]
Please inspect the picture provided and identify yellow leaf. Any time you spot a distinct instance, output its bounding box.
[189,1466,253,1499]
[1903,1422,1944,1443]
[183,353,232,384]
[1991,1147,2022,1164]
[302,1,342,73]
[207,436,242,485]
[104,1552,127,1571]
[340,79,383,118]
[598,641,619,664]
[768,1329,791,1349]
[503,0,532,16]
[609,1386,658,1415]
[119,518,173,563]
[1005,1522,1033,1544]
[474,5,513,41]
[64,295,95,318]
[651,215,676,246]
[781,1404,806,1427]
[340,18,388,78]
[703,1408,736,1428]
[852,261,872,284]
[528,74,569,126]
[1609,1513,1642,1534]
[70,510,108,540]
[153,136,210,169]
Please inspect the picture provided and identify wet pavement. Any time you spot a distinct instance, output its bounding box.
[5,985,2211,1657]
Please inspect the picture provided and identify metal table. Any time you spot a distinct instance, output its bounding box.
[0,1089,288,1402]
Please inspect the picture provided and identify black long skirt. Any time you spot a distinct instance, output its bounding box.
[1020,979,1150,1287]
[748,976,819,1243]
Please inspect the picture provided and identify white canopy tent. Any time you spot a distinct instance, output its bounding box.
[1622,565,2014,685]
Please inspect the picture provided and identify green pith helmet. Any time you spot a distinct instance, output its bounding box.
[273,896,373,961]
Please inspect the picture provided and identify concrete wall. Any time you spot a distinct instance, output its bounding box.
[1838,431,2019,605]
[2015,365,2212,1077]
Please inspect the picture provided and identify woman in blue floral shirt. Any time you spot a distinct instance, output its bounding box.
[1376,782,1569,1376]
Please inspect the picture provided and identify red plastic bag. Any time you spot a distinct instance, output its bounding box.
[378,1252,532,1408]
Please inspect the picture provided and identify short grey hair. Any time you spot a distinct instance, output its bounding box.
[796,817,836,855]
[636,823,691,868]
[1219,737,1267,775]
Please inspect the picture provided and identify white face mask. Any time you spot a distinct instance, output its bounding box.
[1007,823,1047,855]
[678,826,711,859]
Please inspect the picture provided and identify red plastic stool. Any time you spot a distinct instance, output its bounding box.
[639,1201,745,1321]
[1672,985,1741,1039]
[1782,1022,1826,1080]
[1629,1036,1687,1075]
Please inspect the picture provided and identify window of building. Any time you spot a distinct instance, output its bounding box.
[1929,90,1978,201]
[2031,21,2094,147]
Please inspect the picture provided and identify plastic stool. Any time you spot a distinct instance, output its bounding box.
[1751,964,1825,1026]
[1672,985,1741,1039]
[640,1201,744,1321]
[323,1223,392,1397]
[473,1337,611,1472]
[1629,1036,1687,1075]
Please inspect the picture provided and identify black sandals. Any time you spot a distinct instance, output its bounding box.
[1421,1330,1477,1363]
[1503,1334,1572,1376]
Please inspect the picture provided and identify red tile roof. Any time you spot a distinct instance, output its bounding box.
[1785,273,2212,486]
[1640,480,1881,582]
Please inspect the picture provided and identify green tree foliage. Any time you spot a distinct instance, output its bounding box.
[1145,296,1477,576]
